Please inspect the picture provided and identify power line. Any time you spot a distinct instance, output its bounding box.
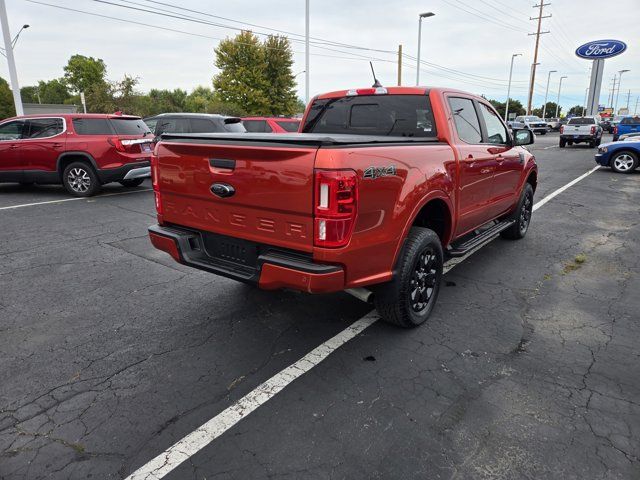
[439,0,522,33]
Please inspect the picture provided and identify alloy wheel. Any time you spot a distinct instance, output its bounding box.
[519,192,533,234]
[613,154,635,172]
[67,167,91,193]
[410,248,438,312]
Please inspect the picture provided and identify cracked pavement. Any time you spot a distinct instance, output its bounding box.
[0,133,638,479]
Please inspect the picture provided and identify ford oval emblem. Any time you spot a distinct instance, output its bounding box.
[211,183,235,198]
[575,39,627,60]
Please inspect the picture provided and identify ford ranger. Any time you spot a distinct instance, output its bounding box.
[148,87,537,327]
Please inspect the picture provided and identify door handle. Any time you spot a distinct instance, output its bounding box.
[495,155,505,164]
[52,143,63,148]
[9,144,19,149]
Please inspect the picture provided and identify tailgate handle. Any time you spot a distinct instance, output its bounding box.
[210,158,236,170]
[211,183,236,198]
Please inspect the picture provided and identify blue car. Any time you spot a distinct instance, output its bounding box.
[613,115,640,141]
[595,140,640,173]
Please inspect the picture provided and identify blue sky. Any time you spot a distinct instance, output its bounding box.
[2,0,638,113]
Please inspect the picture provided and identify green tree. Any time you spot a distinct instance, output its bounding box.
[22,79,71,105]
[63,54,107,93]
[263,35,298,115]
[532,101,560,118]
[185,85,215,113]
[567,105,585,116]
[214,31,270,114]
[148,88,187,114]
[488,98,524,119]
[0,77,16,119]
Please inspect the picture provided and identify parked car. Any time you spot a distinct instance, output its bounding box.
[609,115,628,135]
[143,113,245,136]
[148,86,537,328]
[0,114,153,196]
[600,118,613,133]
[613,115,640,141]
[242,117,301,133]
[514,115,547,135]
[559,116,603,148]
[618,131,640,141]
[546,118,562,131]
[596,140,639,173]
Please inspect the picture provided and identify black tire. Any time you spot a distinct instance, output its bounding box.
[613,135,619,142]
[374,227,443,328]
[119,178,145,188]
[62,162,101,197]
[568,141,574,146]
[539,130,546,135]
[559,138,566,148]
[595,138,602,147]
[19,181,34,186]
[610,151,638,174]
[501,183,534,240]
[589,140,595,148]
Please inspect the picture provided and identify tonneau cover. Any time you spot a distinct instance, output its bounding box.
[159,132,441,147]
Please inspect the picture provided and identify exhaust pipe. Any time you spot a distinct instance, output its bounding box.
[345,287,374,304]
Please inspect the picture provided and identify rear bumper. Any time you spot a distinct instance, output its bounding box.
[123,166,151,180]
[97,160,150,184]
[148,224,345,293]
[561,135,596,142]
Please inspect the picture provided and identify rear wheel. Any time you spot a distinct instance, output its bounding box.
[62,162,101,197]
[119,178,145,188]
[568,141,574,146]
[559,138,566,148]
[610,151,638,174]
[374,227,443,328]
[501,183,534,240]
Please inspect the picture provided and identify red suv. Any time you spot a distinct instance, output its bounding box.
[0,113,153,196]
[242,117,300,133]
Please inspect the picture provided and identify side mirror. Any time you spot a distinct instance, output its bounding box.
[513,128,534,146]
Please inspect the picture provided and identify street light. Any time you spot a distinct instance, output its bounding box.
[416,12,435,86]
[504,53,522,122]
[555,76,567,118]
[614,69,630,114]
[11,24,29,48]
[0,0,23,115]
[542,70,557,120]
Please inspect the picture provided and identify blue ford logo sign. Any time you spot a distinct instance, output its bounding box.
[575,40,627,59]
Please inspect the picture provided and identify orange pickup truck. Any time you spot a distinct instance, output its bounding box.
[148,86,537,327]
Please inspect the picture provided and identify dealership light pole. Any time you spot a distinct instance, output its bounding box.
[582,87,589,116]
[0,0,23,115]
[416,12,435,86]
[555,76,567,118]
[541,69,557,120]
[504,53,522,121]
[614,69,629,114]
[304,0,309,105]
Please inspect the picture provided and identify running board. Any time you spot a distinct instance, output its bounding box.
[446,220,515,258]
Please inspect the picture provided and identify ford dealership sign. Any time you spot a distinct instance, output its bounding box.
[575,40,627,60]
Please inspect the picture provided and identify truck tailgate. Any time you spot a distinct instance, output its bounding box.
[155,138,317,252]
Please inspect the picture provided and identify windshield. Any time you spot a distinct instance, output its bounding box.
[620,116,640,125]
[303,95,437,137]
[110,118,151,135]
[568,117,596,125]
[523,116,543,122]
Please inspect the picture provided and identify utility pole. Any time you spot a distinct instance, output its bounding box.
[625,89,631,110]
[635,96,639,115]
[582,87,588,116]
[615,69,630,114]
[526,2,551,114]
[397,44,402,86]
[542,69,556,120]
[505,53,522,121]
[0,0,23,116]
[304,0,309,105]
[608,75,616,108]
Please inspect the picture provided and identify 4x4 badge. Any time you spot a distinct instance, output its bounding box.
[363,165,397,179]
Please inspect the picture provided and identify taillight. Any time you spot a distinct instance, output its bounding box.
[151,153,163,218]
[346,87,388,96]
[590,126,596,135]
[314,170,358,248]
[614,126,618,134]
[107,137,125,152]
[560,126,564,134]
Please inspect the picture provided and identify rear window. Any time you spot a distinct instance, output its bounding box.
[568,117,595,125]
[620,116,640,125]
[110,118,150,135]
[243,120,272,133]
[73,118,113,135]
[276,120,300,132]
[190,118,218,133]
[302,95,436,137]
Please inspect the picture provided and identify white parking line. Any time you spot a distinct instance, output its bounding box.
[543,145,558,150]
[124,166,601,480]
[0,189,152,211]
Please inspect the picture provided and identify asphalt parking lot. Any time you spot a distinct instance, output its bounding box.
[1,132,639,479]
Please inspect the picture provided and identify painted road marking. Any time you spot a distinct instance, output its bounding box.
[125,166,602,480]
[0,189,152,211]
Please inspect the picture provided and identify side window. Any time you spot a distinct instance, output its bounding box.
[25,118,64,139]
[479,103,509,144]
[0,120,25,140]
[448,97,482,144]
[190,118,218,133]
[264,121,273,133]
[73,118,114,135]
